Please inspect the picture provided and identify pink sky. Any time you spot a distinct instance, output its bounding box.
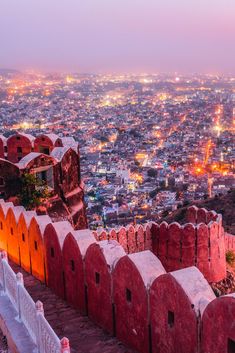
[0,0,235,74]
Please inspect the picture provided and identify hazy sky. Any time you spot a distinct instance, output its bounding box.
[0,0,235,74]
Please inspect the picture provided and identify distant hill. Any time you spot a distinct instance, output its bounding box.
[0,68,21,76]
[163,189,235,235]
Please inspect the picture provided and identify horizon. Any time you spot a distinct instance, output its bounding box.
[1,0,235,74]
[1,67,234,78]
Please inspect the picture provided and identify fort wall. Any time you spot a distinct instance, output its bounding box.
[0,200,233,353]
[0,133,86,230]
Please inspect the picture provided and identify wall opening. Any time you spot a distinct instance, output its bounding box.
[228,338,235,353]
[50,247,55,258]
[95,272,100,284]
[85,285,88,315]
[70,260,75,272]
[126,288,132,302]
[22,233,25,242]
[168,311,174,328]
[112,303,116,336]
[10,227,13,235]
[34,240,38,251]
[63,271,66,300]
[40,146,50,155]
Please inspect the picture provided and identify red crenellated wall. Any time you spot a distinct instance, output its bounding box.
[151,206,227,283]
[0,200,234,353]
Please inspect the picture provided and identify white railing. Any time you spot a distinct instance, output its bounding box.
[0,251,71,353]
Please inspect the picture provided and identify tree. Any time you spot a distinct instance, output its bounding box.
[147,168,158,178]
[18,173,50,210]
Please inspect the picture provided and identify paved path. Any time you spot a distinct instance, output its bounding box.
[0,330,9,353]
[10,262,135,353]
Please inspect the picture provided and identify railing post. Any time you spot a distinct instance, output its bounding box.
[36,300,44,353]
[16,272,24,321]
[1,251,8,293]
[60,337,70,353]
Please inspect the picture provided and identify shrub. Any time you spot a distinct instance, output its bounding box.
[18,173,50,210]
[226,250,235,266]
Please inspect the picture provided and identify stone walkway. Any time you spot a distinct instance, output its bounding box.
[10,262,136,353]
[0,329,10,353]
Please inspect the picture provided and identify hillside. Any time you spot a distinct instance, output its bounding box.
[163,189,235,235]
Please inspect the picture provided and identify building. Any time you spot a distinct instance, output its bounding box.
[0,133,87,230]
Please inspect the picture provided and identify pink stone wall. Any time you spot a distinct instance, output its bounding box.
[0,200,231,353]
[150,274,198,353]
[113,256,150,353]
[202,296,235,353]
[7,134,33,163]
[62,233,87,313]
[44,224,65,298]
[151,215,226,283]
[84,243,114,333]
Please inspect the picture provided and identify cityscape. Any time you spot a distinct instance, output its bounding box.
[0,70,234,229]
[0,0,235,353]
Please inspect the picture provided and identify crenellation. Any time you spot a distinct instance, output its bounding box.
[0,199,233,353]
[0,133,86,230]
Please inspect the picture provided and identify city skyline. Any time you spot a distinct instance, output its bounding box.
[1,0,235,74]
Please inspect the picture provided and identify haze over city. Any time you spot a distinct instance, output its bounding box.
[1,0,235,74]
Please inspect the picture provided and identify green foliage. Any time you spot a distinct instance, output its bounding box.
[147,168,158,178]
[18,173,49,210]
[149,188,158,199]
[226,250,235,266]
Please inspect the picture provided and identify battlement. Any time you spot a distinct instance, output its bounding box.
[0,199,234,353]
[93,207,226,283]
[0,133,79,162]
[0,134,87,230]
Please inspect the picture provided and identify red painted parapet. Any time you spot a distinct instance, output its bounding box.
[109,228,118,241]
[151,222,159,255]
[85,240,125,334]
[151,212,226,283]
[167,223,181,272]
[208,221,226,283]
[62,229,96,313]
[17,211,36,273]
[117,227,128,253]
[186,205,198,224]
[181,223,196,268]
[197,223,210,279]
[0,135,6,159]
[127,225,136,253]
[136,225,145,252]
[95,223,153,255]
[44,221,73,298]
[113,251,166,353]
[224,232,235,252]
[186,206,221,225]
[28,215,51,282]
[34,134,62,154]
[158,221,169,265]
[144,223,152,251]
[150,267,215,353]
[5,206,25,265]
[7,133,34,163]
[201,295,235,353]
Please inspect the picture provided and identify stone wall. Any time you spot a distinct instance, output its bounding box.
[0,200,233,353]
[0,134,86,230]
